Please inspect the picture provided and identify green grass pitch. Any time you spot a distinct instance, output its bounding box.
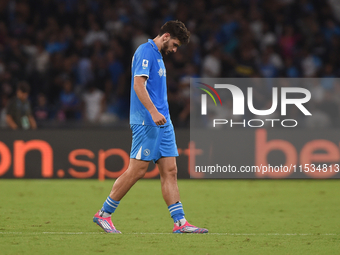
[0,179,340,254]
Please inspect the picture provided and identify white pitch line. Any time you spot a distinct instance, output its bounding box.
[0,232,337,236]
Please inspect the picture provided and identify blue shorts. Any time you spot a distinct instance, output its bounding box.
[130,124,179,163]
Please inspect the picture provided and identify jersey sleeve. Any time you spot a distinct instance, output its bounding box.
[133,46,152,79]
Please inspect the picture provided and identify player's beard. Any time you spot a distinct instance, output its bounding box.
[161,41,171,55]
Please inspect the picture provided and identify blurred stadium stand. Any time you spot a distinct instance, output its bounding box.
[0,0,340,129]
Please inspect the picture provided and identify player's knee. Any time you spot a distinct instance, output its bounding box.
[165,165,177,177]
[135,166,148,180]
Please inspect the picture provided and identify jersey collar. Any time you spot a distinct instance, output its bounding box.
[148,39,162,56]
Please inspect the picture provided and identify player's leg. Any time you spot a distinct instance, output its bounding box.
[109,159,149,200]
[157,157,208,233]
[157,124,208,233]
[93,159,149,233]
[93,124,157,233]
[157,156,180,206]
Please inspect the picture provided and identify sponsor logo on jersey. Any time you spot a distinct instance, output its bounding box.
[158,68,164,77]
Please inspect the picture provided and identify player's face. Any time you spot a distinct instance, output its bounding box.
[161,38,181,55]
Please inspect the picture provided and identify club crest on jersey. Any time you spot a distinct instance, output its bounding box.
[142,59,148,69]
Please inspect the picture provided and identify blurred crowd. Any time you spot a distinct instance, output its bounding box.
[0,0,340,129]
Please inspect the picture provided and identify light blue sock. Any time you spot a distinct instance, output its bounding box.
[168,201,185,222]
[101,196,120,215]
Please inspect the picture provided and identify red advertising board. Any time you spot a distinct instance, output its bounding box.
[1,129,340,179]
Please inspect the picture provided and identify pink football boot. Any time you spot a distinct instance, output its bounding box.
[173,221,208,233]
[93,210,121,233]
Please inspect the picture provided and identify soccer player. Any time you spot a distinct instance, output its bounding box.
[93,20,208,234]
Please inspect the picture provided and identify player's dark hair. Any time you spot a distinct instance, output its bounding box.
[158,20,190,45]
[17,81,30,94]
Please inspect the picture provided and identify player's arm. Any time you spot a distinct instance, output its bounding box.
[134,76,166,126]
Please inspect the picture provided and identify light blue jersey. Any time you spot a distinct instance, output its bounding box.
[130,39,171,126]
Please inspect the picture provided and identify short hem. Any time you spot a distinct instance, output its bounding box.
[154,155,179,164]
[130,157,151,162]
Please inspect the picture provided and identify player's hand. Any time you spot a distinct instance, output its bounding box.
[150,110,167,126]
